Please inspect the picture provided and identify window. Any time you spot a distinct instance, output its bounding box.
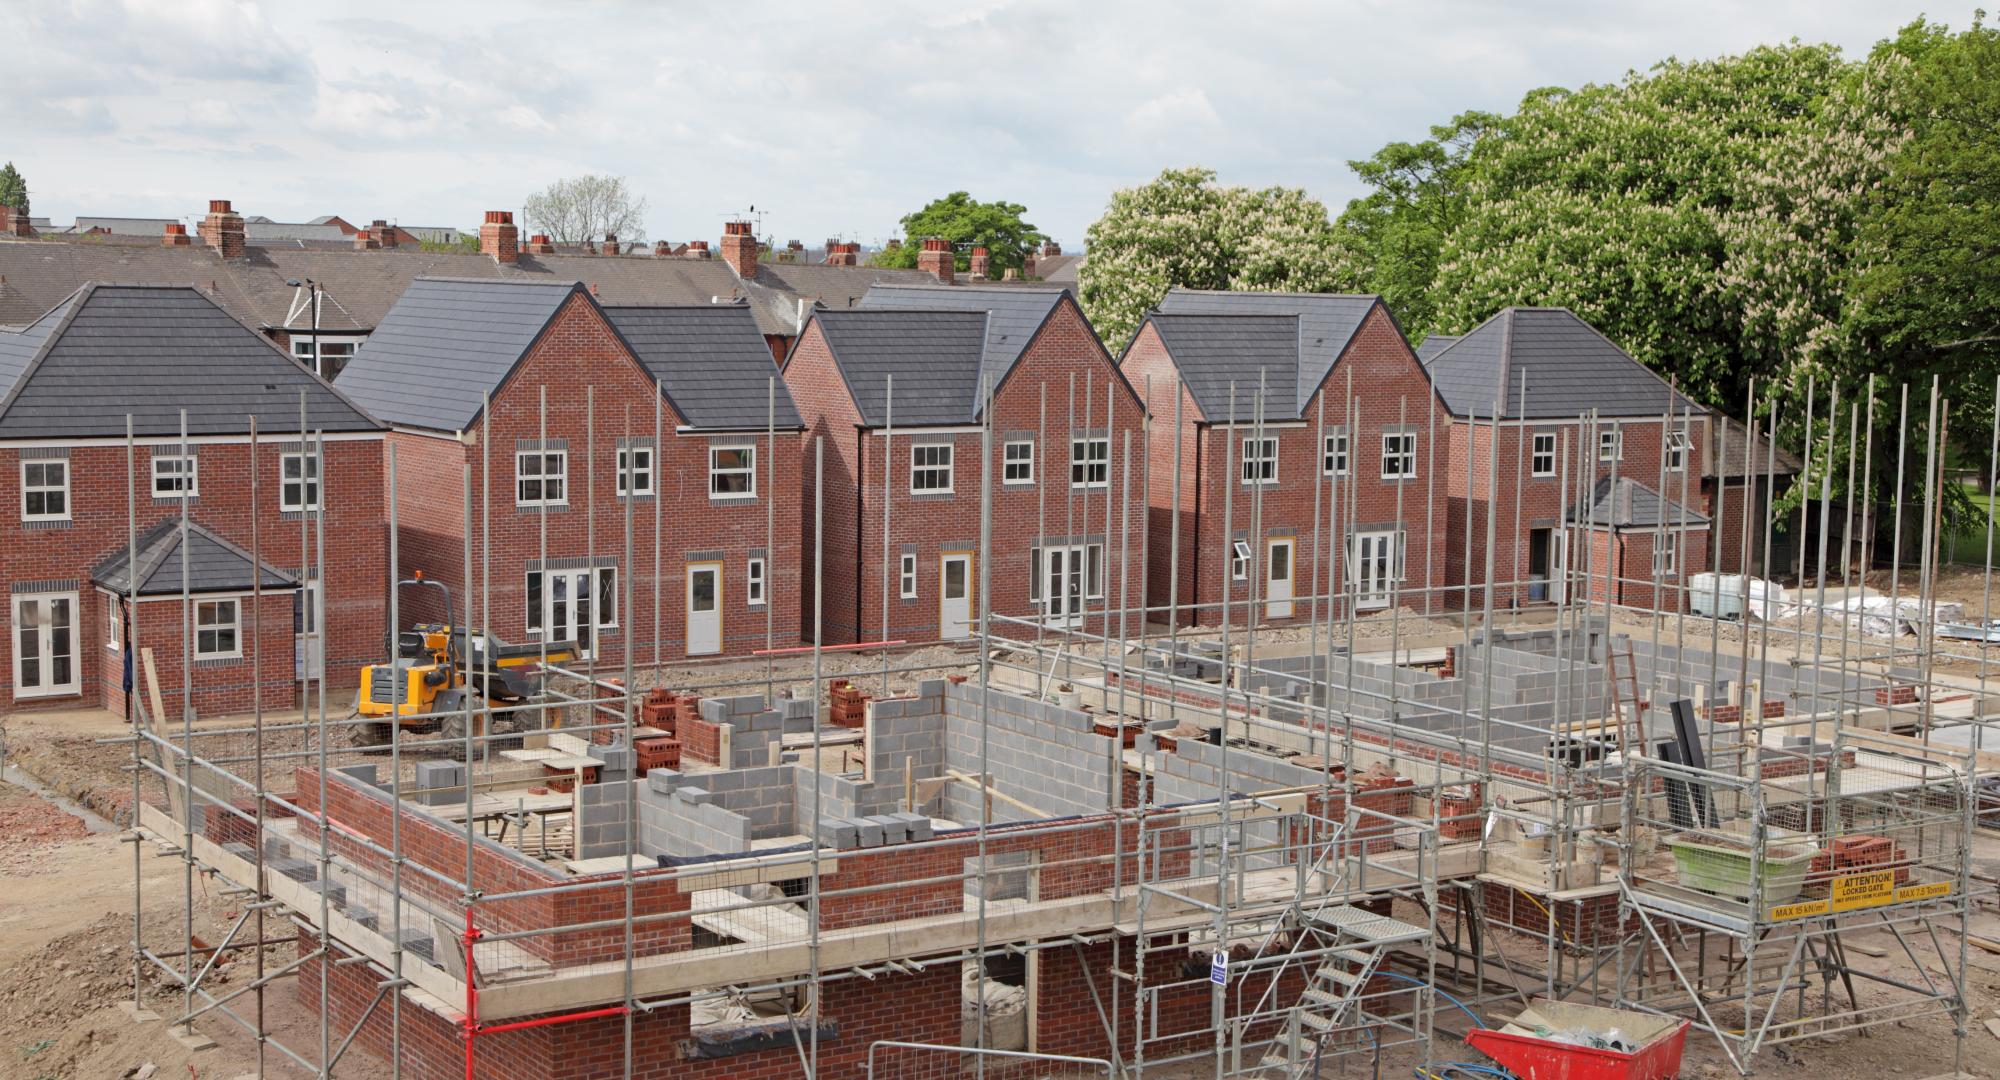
[280,452,319,512]
[292,338,359,380]
[1231,540,1252,580]
[1323,431,1349,476]
[524,567,617,634]
[899,553,918,598]
[525,571,543,633]
[1598,429,1622,462]
[1381,432,1416,479]
[1652,539,1678,578]
[1530,433,1557,478]
[1003,440,1034,485]
[1241,437,1278,484]
[20,459,68,521]
[516,450,566,506]
[1070,436,1108,488]
[195,599,240,659]
[153,455,198,499]
[911,444,953,493]
[617,445,654,497]
[1665,429,1689,472]
[709,445,755,498]
[106,600,122,653]
[747,557,766,606]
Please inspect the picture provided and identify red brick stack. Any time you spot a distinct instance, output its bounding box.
[634,736,682,776]
[1809,834,1911,890]
[828,679,870,728]
[640,688,678,732]
[1437,782,1483,840]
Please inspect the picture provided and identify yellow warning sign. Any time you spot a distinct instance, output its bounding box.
[1830,870,1898,912]
[1769,899,1830,921]
[1894,881,1951,903]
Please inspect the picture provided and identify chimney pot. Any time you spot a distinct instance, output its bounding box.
[479,210,520,263]
[484,210,513,225]
[526,233,555,255]
[161,222,190,246]
[724,220,753,237]
[209,199,233,214]
[686,240,711,258]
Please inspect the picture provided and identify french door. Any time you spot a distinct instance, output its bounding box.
[1349,532,1399,611]
[14,591,79,698]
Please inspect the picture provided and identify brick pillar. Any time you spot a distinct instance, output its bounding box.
[969,246,990,281]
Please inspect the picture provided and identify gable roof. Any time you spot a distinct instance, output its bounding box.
[740,262,938,333]
[1141,313,1302,422]
[1415,335,1458,363]
[857,284,1071,409]
[1567,476,1710,529]
[92,518,300,596]
[1707,414,1802,478]
[1423,308,1704,420]
[1152,289,1386,417]
[332,278,586,432]
[600,304,804,431]
[805,309,990,426]
[0,284,382,439]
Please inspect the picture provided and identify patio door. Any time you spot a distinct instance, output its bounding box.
[939,552,973,640]
[686,562,722,656]
[13,591,79,699]
[1350,531,1398,610]
[1041,546,1087,627]
[1266,538,1295,619]
[294,580,324,681]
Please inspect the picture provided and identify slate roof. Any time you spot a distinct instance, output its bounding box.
[806,309,990,426]
[1567,476,1710,529]
[1142,313,1303,422]
[1423,308,1704,420]
[600,304,804,430]
[0,284,383,439]
[71,216,179,236]
[1154,289,1382,414]
[332,278,583,433]
[1036,253,1083,285]
[858,284,1072,408]
[1415,335,1458,363]
[1707,414,1802,478]
[92,519,299,596]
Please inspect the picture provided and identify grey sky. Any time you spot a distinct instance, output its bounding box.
[2,0,1956,249]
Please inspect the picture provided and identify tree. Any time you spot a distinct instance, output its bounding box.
[870,192,1047,275]
[0,162,26,214]
[1078,168,1352,345]
[521,174,648,243]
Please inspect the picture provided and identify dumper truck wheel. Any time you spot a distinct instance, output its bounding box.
[351,721,396,753]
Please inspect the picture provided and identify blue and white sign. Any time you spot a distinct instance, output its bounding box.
[1210,952,1228,986]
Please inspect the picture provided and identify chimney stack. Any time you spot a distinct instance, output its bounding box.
[1042,240,1061,257]
[353,222,380,250]
[601,233,618,256]
[917,237,954,284]
[1023,248,1038,279]
[162,223,191,247]
[525,233,554,255]
[372,219,398,249]
[824,240,858,267]
[969,247,990,281]
[720,221,759,278]
[203,199,246,258]
[654,240,672,257]
[0,205,31,237]
[685,240,711,259]
[479,210,519,264]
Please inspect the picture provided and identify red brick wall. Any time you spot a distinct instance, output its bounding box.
[0,437,384,714]
[106,590,299,718]
[780,321,867,644]
[386,293,804,661]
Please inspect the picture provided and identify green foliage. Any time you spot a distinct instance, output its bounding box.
[874,192,1047,275]
[0,161,26,214]
[1079,168,1352,345]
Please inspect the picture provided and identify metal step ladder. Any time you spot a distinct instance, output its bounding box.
[1259,904,1430,1077]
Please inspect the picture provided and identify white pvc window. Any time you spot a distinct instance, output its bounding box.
[20,459,68,521]
[1070,437,1108,488]
[618,446,654,497]
[1381,432,1416,479]
[1231,540,1252,580]
[1653,539,1678,578]
[516,450,567,506]
[899,553,918,598]
[911,444,953,493]
[106,599,122,653]
[1003,440,1034,485]
[1598,429,1622,462]
[195,599,240,659]
[1241,437,1277,484]
[1323,431,1348,476]
[280,452,319,512]
[747,557,766,606]
[1530,433,1557,477]
[153,455,198,499]
[1665,429,1688,472]
[709,445,755,498]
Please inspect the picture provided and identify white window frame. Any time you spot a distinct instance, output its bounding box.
[515,449,567,506]
[195,598,241,660]
[291,335,363,380]
[1003,440,1034,485]
[911,444,953,494]
[1240,436,1278,485]
[523,566,618,636]
[709,444,756,499]
[1653,538,1679,578]
[1380,432,1416,480]
[153,455,198,499]
[617,445,655,497]
[1323,431,1349,477]
[1231,540,1252,581]
[1665,428,1689,473]
[899,553,918,598]
[11,590,80,698]
[1530,432,1557,478]
[279,451,320,513]
[1070,436,1108,489]
[746,557,766,607]
[20,458,69,521]
[106,597,122,653]
[1598,429,1622,462]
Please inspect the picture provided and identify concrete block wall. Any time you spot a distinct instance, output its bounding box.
[577,780,633,859]
[940,681,1119,823]
[637,769,754,860]
[694,693,785,769]
[865,680,948,807]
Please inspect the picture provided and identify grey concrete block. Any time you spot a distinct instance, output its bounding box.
[699,698,729,722]
[675,786,713,806]
[817,819,858,849]
[855,819,885,847]
[337,764,379,786]
[865,814,908,844]
[887,811,932,842]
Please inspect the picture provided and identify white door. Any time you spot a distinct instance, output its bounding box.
[940,553,973,640]
[294,581,324,681]
[1351,531,1397,610]
[1041,546,1087,627]
[1549,530,1569,605]
[686,563,722,656]
[545,568,597,658]
[13,591,79,699]
[1266,538,1295,619]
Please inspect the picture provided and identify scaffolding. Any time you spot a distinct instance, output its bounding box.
[103,368,2000,1080]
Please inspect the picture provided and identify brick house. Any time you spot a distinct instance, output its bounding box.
[0,283,386,718]
[783,285,1146,646]
[1703,415,1801,575]
[334,278,804,662]
[1419,307,1711,611]
[1119,289,1444,626]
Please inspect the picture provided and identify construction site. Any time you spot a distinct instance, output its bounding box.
[5,371,2000,1080]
